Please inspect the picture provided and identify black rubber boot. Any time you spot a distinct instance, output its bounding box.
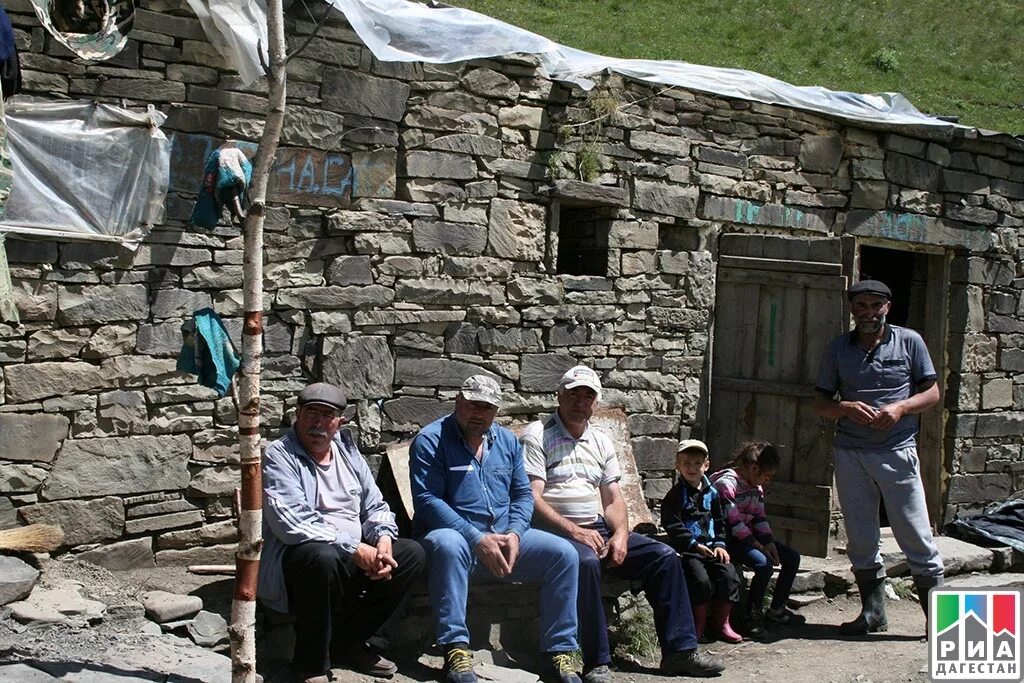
[839,570,889,635]
[914,575,944,622]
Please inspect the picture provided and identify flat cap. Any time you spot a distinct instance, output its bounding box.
[847,279,892,301]
[298,382,346,411]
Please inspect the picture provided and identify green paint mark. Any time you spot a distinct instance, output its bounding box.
[935,593,959,633]
[768,302,777,367]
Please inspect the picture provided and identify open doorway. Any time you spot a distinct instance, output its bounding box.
[857,244,948,528]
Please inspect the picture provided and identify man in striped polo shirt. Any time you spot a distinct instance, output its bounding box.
[520,366,725,681]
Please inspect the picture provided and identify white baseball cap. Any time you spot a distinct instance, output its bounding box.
[558,365,602,399]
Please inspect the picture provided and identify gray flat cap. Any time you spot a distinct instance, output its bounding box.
[847,279,892,301]
[298,382,346,411]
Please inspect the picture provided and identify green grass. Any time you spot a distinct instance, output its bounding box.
[449,0,1024,134]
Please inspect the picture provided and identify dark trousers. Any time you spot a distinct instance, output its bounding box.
[283,538,425,675]
[567,519,697,668]
[727,539,800,612]
[679,552,741,605]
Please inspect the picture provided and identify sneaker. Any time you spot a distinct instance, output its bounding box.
[547,652,582,683]
[443,643,477,683]
[582,664,613,683]
[765,606,807,626]
[659,649,725,677]
[334,641,397,678]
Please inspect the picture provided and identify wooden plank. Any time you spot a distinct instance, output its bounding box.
[807,236,844,263]
[920,252,949,525]
[705,390,740,470]
[711,377,816,399]
[719,232,761,257]
[766,482,831,509]
[588,408,656,529]
[714,281,762,380]
[719,255,843,276]
[763,235,809,261]
[718,267,847,290]
[765,513,821,535]
[801,285,848,384]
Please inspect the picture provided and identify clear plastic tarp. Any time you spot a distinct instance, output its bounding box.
[185,0,269,86]
[0,99,170,248]
[190,0,961,132]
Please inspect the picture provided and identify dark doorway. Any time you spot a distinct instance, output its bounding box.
[857,245,943,528]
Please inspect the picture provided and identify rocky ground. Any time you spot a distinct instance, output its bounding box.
[0,546,1021,683]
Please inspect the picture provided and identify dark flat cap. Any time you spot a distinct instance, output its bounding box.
[847,279,892,301]
[298,382,346,411]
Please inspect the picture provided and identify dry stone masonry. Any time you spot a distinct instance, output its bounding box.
[0,0,1022,565]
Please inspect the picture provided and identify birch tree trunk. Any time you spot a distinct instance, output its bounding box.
[229,0,286,680]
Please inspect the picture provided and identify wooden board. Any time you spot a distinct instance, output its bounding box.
[383,407,654,529]
[708,233,848,556]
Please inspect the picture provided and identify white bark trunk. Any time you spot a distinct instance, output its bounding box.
[230,0,287,680]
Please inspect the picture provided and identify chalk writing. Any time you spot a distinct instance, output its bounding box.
[167,133,352,208]
[271,148,352,207]
[870,211,927,242]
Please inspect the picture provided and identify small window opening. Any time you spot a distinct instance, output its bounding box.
[556,206,613,276]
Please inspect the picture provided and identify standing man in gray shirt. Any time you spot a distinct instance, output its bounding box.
[258,382,425,683]
[814,280,943,636]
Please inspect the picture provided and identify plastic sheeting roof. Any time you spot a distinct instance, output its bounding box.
[191,0,968,133]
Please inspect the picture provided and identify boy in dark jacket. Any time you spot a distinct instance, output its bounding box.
[661,440,742,643]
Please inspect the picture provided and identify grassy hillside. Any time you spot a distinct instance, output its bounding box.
[449,0,1024,135]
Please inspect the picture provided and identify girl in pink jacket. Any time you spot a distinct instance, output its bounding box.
[710,441,804,637]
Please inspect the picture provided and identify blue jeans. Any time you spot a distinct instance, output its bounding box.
[420,527,579,653]
[728,539,800,612]
[568,520,698,668]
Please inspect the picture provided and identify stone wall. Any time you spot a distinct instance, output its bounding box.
[0,0,1022,565]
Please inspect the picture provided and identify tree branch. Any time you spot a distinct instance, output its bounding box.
[286,0,334,62]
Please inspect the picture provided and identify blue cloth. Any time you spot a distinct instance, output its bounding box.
[420,526,579,651]
[0,8,14,63]
[257,427,399,614]
[0,7,20,99]
[661,476,727,552]
[569,519,698,666]
[815,324,937,450]
[175,307,239,397]
[409,414,533,545]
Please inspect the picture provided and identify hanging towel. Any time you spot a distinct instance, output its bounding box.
[189,144,252,229]
[0,233,17,323]
[176,307,239,396]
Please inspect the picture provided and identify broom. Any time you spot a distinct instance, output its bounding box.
[0,524,65,553]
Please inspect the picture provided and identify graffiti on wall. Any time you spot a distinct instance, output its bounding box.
[168,132,353,210]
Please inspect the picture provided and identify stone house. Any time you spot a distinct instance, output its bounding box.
[0,0,1021,566]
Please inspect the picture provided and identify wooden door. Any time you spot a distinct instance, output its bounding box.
[707,234,850,557]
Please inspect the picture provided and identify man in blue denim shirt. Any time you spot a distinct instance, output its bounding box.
[410,375,582,683]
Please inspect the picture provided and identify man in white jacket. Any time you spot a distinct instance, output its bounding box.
[258,382,424,683]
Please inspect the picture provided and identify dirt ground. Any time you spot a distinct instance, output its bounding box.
[0,558,938,683]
